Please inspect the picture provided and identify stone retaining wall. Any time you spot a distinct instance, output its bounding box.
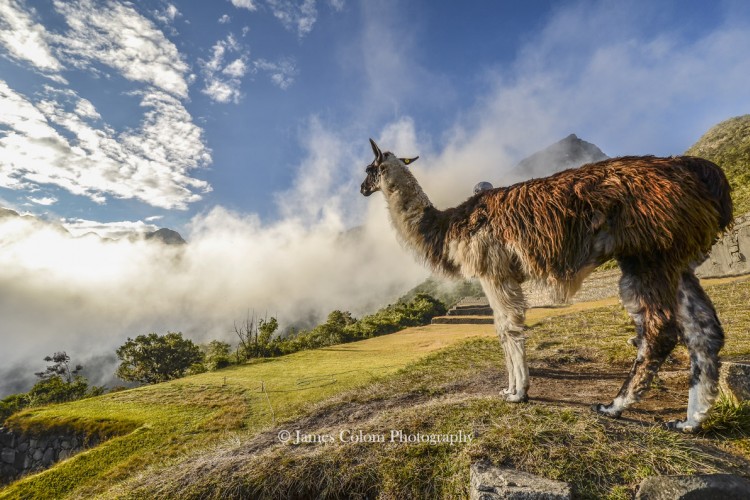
[0,427,99,486]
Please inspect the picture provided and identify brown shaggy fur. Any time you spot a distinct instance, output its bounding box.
[361,140,732,432]
[421,156,730,285]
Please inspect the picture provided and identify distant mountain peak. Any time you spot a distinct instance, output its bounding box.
[512,133,609,181]
[145,228,186,245]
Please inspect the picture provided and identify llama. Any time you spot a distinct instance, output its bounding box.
[360,138,732,432]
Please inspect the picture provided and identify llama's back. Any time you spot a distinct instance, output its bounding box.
[677,156,733,231]
[479,156,731,281]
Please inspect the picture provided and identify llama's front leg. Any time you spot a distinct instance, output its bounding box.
[500,327,529,402]
[480,277,528,403]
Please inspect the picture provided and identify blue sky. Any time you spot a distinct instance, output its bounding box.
[2,0,748,235]
[1,0,750,393]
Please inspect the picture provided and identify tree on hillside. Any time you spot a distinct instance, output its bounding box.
[116,332,204,384]
[235,314,280,359]
[35,351,82,383]
[23,351,104,408]
[203,340,233,370]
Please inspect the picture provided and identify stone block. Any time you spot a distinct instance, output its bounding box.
[470,462,572,500]
[0,449,15,465]
[17,442,28,453]
[60,440,71,450]
[636,474,750,499]
[32,449,43,461]
[0,432,15,448]
[0,431,11,448]
[41,448,54,466]
[719,362,750,403]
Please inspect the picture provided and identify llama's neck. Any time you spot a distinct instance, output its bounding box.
[381,170,459,277]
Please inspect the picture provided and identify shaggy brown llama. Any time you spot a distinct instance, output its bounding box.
[360,139,732,432]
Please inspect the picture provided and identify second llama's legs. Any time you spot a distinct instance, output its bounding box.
[595,258,680,417]
[480,277,528,402]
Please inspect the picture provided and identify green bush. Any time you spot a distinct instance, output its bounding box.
[0,393,28,425]
[261,293,447,358]
[26,375,90,406]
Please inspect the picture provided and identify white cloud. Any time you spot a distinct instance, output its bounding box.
[218,14,231,23]
[266,0,317,37]
[53,0,190,98]
[61,217,159,238]
[229,0,257,11]
[27,196,58,206]
[0,1,213,209]
[254,58,297,89]
[0,0,65,79]
[0,81,211,209]
[200,35,250,103]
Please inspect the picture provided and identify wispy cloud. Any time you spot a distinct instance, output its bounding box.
[218,14,231,24]
[266,0,317,37]
[254,58,297,89]
[328,0,345,12]
[0,0,65,80]
[229,0,257,11]
[153,3,181,27]
[200,34,250,103]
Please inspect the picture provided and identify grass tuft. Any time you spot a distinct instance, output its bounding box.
[702,395,750,437]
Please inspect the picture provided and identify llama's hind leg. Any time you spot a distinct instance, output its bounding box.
[594,262,680,417]
[669,270,724,433]
[480,277,529,402]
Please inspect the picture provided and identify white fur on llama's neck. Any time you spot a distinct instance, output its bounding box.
[381,165,435,258]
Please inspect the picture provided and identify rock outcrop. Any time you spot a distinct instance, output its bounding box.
[470,462,572,499]
[636,474,750,499]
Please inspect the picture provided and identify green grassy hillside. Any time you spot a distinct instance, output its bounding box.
[0,326,490,499]
[686,114,750,216]
[2,277,749,498]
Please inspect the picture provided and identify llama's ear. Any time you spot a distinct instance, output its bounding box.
[369,138,383,163]
[400,156,419,166]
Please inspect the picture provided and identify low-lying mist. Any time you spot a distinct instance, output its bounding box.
[0,197,435,396]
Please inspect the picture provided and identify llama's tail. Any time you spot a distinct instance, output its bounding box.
[681,156,734,231]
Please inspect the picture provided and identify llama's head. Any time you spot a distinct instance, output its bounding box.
[360,138,419,197]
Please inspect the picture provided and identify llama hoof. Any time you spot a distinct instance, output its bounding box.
[504,392,528,403]
[591,403,622,418]
[664,420,701,434]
